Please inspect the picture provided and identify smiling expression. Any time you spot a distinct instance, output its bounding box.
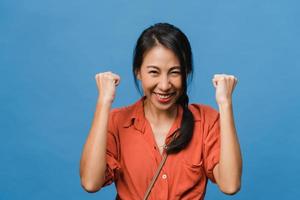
[136,45,183,112]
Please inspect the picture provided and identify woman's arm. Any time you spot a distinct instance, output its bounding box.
[80,72,120,193]
[80,101,111,192]
[212,74,242,195]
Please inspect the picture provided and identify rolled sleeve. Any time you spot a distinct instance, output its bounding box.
[102,109,121,187]
[203,107,220,183]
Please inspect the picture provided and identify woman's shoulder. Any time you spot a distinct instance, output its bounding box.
[188,103,219,123]
[110,103,135,117]
[109,99,141,122]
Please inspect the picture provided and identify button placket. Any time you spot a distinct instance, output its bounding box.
[158,170,169,200]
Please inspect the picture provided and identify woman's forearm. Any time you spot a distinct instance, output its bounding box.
[79,99,111,192]
[216,102,242,194]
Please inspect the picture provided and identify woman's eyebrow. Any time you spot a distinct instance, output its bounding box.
[146,66,159,70]
[146,66,181,70]
[170,66,181,70]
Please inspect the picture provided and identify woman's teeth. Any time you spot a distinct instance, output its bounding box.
[155,93,173,99]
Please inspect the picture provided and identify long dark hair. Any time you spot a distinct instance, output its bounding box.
[132,23,194,154]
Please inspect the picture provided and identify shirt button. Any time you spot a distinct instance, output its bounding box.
[162,174,167,179]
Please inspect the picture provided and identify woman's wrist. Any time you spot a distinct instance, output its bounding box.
[96,97,113,109]
[218,100,233,110]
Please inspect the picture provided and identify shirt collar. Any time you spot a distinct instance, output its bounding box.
[122,96,147,132]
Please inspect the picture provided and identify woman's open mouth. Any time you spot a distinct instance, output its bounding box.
[154,92,176,103]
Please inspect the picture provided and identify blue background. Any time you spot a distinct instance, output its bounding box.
[1,0,299,199]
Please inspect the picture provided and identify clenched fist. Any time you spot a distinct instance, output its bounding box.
[212,74,238,105]
[95,71,121,104]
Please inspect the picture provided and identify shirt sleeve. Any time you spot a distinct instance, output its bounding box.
[202,106,220,183]
[102,109,121,187]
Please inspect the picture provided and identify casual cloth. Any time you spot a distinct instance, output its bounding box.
[103,96,220,200]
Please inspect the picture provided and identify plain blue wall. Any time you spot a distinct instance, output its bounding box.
[1,0,299,199]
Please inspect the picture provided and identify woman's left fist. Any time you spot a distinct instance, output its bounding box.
[212,74,238,105]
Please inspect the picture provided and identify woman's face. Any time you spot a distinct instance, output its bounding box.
[136,45,183,112]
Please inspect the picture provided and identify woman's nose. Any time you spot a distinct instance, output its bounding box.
[158,76,171,91]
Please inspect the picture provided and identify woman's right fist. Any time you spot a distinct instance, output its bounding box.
[95,71,121,104]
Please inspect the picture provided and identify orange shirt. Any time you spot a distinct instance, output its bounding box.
[103,96,220,200]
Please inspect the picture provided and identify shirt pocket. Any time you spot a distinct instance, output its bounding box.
[172,156,205,197]
[182,156,204,175]
[181,152,206,185]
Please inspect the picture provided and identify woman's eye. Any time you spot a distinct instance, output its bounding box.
[171,71,181,74]
[149,71,158,74]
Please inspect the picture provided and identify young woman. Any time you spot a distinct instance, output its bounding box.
[80,23,242,200]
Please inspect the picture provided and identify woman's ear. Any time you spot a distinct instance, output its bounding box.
[135,69,141,80]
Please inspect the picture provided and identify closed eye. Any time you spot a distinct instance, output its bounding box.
[149,71,158,74]
[170,70,181,76]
